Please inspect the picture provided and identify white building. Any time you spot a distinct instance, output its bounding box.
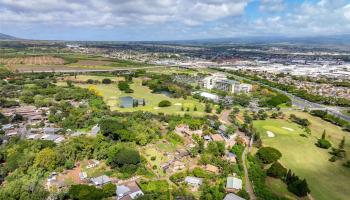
[202,73,252,93]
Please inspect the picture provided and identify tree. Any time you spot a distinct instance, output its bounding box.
[102,78,112,84]
[108,148,140,168]
[205,103,212,113]
[321,130,326,139]
[102,183,116,197]
[339,136,345,149]
[316,130,331,149]
[34,148,60,171]
[67,80,73,87]
[194,106,197,111]
[207,141,225,156]
[158,100,171,107]
[287,179,310,197]
[68,184,105,200]
[256,147,282,164]
[86,79,94,84]
[267,162,287,179]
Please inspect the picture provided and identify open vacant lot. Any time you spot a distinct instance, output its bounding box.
[70,75,207,116]
[254,114,350,200]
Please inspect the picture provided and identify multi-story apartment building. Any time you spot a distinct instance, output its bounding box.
[202,73,252,93]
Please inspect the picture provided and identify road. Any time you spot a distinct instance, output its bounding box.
[242,148,256,200]
[17,65,167,73]
[224,70,350,123]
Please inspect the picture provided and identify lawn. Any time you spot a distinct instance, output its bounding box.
[73,75,207,116]
[266,177,297,200]
[253,114,350,200]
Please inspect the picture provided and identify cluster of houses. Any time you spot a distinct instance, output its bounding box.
[47,159,145,200]
[201,73,252,94]
[184,175,243,198]
[168,122,247,197]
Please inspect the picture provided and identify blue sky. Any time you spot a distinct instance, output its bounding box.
[1,0,350,41]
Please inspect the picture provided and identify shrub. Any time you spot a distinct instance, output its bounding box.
[256,147,282,164]
[102,183,116,197]
[343,160,350,168]
[287,179,310,197]
[108,148,140,168]
[315,139,331,149]
[267,162,287,179]
[158,100,171,107]
[68,184,105,200]
[102,78,112,84]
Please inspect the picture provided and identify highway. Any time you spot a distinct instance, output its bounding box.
[17,65,167,73]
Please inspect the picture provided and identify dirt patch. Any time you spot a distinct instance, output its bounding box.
[56,164,86,185]
[7,65,112,72]
[0,56,64,65]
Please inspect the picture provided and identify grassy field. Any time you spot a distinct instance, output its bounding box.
[253,112,350,200]
[71,75,207,116]
[266,177,297,200]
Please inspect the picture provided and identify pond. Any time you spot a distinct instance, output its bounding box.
[159,90,172,97]
[119,96,146,108]
[119,96,134,108]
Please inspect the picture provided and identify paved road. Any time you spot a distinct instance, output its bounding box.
[18,65,167,73]
[242,148,256,200]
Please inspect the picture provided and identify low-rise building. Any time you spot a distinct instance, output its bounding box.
[185,176,203,187]
[223,193,246,200]
[226,177,242,192]
[91,175,111,186]
[116,181,144,200]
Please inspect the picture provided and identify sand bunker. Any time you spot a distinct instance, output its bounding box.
[282,127,294,131]
[154,107,160,110]
[266,131,275,138]
[174,103,182,106]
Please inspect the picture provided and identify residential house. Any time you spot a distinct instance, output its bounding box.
[79,172,87,181]
[226,177,242,192]
[223,193,246,200]
[226,152,237,163]
[86,159,100,169]
[203,135,212,141]
[91,175,111,186]
[116,181,144,200]
[90,124,100,136]
[185,176,203,187]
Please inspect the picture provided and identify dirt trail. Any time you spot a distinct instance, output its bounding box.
[242,148,257,200]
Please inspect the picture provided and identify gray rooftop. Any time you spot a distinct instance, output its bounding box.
[223,193,245,200]
[91,175,111,185]
[185,176,203,186]
[117,185,131,197]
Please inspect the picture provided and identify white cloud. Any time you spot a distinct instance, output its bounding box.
[259,0,285,12]
[0,0,249,27]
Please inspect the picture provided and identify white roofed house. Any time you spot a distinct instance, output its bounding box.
[226,177,243,192]
[90,124,100,136]
[185,176,203,187]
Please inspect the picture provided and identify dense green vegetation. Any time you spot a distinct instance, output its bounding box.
[310,110,350,131]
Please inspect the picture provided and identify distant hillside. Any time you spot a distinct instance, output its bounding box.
[0,33,20,40]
